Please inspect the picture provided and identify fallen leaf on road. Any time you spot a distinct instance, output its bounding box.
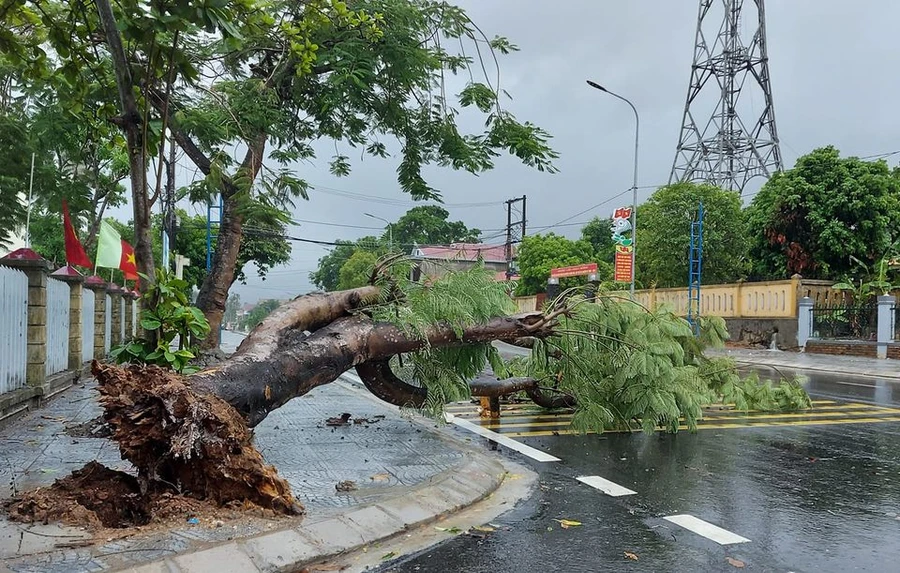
[335,480,357,492]
[473,525,496,533]
[434,526,462,534]
[381,551,397,560]
[624,551,639,561]
[554,519,582,529]
[370,473,390,482]
[726,557,745,568]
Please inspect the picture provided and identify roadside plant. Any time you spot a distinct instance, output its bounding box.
[110,269,210,373]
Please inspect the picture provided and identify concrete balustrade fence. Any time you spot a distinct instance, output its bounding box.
[0,249,139,422]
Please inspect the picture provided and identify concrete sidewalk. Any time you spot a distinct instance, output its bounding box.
[712,347,900,380]
[0,375,513,573]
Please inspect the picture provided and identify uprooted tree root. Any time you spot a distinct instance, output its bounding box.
[6,362,301,529]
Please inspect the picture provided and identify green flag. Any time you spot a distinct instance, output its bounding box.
[96,220,123,269]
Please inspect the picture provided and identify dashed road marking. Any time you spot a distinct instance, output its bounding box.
[663,514,750,545]
[443,413,560,462]
[576,475,636,497]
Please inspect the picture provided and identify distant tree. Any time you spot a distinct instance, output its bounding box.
[337,250,380,290]
[224,294,241,327]
[310,237,384,291]
[243,299,282,330]
[636,182,746,288]
[580,216,616,265]
[389,205,480,250]
[515,233,605,296]
[745,146,900,280]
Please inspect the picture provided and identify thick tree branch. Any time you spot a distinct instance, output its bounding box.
[191,311,554,426]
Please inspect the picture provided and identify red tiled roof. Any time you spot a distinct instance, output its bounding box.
[412,243,508,263]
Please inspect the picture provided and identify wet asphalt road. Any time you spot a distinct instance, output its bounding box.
[376,368,900,573]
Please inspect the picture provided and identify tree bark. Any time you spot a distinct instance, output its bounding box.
[85,291,562,517]
[191,133,268,349]
[95,0,154,290]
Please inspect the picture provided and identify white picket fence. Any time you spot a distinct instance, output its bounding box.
[104,294,112,354]
[82,288,95,362]
[45,277,70,375]
[0,267,28,394]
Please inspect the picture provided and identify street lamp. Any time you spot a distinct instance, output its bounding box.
[364,212,393,252]
[586,80,640,300]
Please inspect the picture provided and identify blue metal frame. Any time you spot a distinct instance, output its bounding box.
[687,202,704,336]
[205,194,223,271]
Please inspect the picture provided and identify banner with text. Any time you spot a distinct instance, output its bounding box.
[614,245,633,282]
[550,263,598,279]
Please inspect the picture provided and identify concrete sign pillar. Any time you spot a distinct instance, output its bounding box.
[84,276,108,359]
[876,295,895,359]
[797,296,813,350]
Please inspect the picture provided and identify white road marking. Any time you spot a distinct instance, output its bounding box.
[663,514,750,545]
[443,413,561,462]
[576,475,636,497]
[341,371,363,384]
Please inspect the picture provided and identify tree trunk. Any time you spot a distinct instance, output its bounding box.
[95,0,154,290]
[195,133,268,349]
[84,289,560,516]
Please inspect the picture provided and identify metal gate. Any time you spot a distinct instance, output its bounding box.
[0,266,28,394]
[45,277,70,375]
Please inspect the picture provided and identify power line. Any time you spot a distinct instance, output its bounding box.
[309,183,506,209]
[290,218,383,230]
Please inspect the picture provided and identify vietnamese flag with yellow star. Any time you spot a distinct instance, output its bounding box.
[96,220,139,280]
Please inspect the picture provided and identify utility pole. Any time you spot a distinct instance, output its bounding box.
[504,196,526,280]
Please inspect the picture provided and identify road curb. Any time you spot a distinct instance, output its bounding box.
[712,349,900,381]
[117,408,508,572]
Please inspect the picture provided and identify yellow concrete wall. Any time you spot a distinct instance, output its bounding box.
[514,295,539,313]
[518,277,839,319]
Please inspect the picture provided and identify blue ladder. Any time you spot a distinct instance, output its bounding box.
[687,202,704,336]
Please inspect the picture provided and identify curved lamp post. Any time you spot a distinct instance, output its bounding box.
[586,80,640,299]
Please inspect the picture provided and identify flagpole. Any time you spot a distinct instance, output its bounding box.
[24,152,35,248]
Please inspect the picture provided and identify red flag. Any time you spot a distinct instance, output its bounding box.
[62,200,92,268]
[120,239,138,281]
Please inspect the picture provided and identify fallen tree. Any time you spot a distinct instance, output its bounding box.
[7,264,811,528]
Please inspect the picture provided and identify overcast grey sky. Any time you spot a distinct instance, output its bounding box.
[172,0,900,303]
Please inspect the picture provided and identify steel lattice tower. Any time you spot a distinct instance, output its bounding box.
[669,0,783,194]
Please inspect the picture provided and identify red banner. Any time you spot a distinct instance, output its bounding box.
[550,263,598,279]
[614,245,633,282]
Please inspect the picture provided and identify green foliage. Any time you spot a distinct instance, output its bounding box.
[171,212,292,290]
[312,204,480,291]
[243,299,282,330]
[832,248,899,302]
[515,233,609,296]
[367,264,810,432]
[636,182,747,288]
[110,269,210,373]
[517,297,810,434]
[370,263,517,417]
[746,146,900,280]
[311,237,385,291]
[389,205,480,250]
[580,217,616,265]
[338,250,380,290]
